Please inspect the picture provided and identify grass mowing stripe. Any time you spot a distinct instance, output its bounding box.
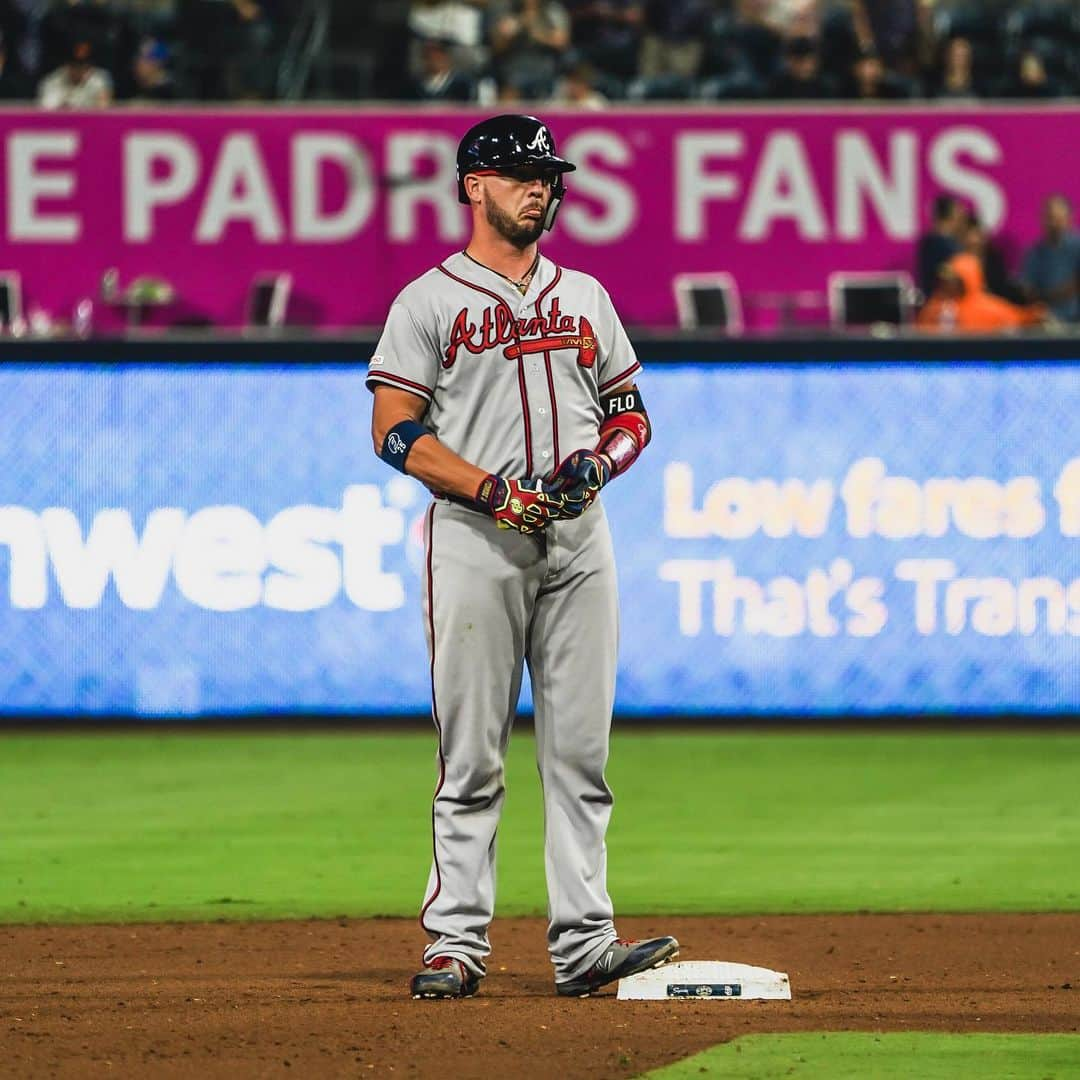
[0,732,1078,923]
[604,731,1080,915]
[0,732,439,922]
[641,1033,1080,1079]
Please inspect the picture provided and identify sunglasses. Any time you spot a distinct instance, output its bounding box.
[471,166,560,186]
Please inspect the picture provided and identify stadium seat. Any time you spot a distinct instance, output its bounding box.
[672,273,744,335]
[827,272,917,331]
[246,273,292,330]
[0,272,23,334]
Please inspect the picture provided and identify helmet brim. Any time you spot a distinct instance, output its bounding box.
[462,156,576,180]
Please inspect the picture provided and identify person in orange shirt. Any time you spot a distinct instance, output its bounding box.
[917,252,1047,332]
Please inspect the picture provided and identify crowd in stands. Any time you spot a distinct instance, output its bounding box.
[0,1,1076,336]
[0,0,1078,106]
[916,194,1080,330]
[0,0,280,105]
[388,0,1080,106]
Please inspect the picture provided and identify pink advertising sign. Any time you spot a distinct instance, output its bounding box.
[0,105,1076,331]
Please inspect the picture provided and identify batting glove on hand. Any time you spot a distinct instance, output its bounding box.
[542,449,612,518]
[476,474,565,534]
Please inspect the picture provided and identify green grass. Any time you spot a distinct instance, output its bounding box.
[642,1033,1080,1079]
[1,731,1078,923]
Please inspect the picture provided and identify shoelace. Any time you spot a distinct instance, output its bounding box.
[428,956,459,972]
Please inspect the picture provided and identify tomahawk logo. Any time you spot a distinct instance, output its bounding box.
[526,126,551,154]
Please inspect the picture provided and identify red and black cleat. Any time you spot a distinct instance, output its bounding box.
[410,955,481,1000]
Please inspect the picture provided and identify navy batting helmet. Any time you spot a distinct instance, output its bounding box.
[456,114,576,231]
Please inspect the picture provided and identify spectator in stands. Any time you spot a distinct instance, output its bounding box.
[565,0,643,80]
[639,0,709,80]
[178,0,273,100]
[38,36,111,106]
[41,1,106,68]
[495,77,524,103]
[489,0,570,100]
[843,44,910,98]
[728,1,782,88]
[550,59,607,108]
[40,0,136,91]
[962,212,1026,306]
[411,35,474,100]
[917,253,1046,332]
[851,0,918,73]
[933,35,979,99]
[767,34,830,98]
[0,28,32,97]
[1021,194,1080,323]
[0,2,29,74]
[999,47,1062,99]
[227,0,272,98]
[739,0,822,40]
[409,0,487,75]
[409,0,485,47]
[916,194,965,299]
[130,35,172,100]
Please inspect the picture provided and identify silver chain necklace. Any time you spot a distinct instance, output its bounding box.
[466,252,539,294]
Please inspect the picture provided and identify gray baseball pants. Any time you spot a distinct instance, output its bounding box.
[419,498,620,983]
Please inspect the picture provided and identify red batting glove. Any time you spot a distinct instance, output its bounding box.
[475,474,566,533]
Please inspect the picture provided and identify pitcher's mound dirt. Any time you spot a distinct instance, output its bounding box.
[3,914,1079,1079]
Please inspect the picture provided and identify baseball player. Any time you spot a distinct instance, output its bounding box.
[368,114,677,999]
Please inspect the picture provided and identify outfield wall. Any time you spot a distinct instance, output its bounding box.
[0,337,1077,718]
[2,105,1078,330]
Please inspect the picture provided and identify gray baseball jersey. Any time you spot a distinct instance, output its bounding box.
[367,251,641,479]
[367,250,641,985]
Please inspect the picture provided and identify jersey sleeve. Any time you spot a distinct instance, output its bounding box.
[595,284,642,394]
[365,297,440,403]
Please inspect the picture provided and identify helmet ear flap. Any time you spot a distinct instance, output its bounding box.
[543,174,567,231]
[543,195,562,232]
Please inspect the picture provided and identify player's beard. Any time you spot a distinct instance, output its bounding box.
[484,193,545,248]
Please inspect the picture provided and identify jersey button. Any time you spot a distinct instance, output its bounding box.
[542,451,551,459]
[538,407,547,415]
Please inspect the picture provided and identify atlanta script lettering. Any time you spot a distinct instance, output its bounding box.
[445,297,596,370]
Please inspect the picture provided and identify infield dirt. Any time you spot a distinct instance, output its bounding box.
[2,914,1079,1079]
